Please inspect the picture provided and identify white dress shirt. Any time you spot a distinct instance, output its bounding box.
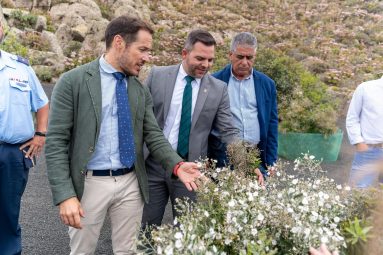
[346,76,383,145]
[163,64,201,150]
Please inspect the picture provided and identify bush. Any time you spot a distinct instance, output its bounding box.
[64,51,97,71]
[140,147,382,254]
[255,48,338,135]
[35,66,53,82]
[0,30,28,58]
[10,10,38,30]
[20,31,50,51]
[254,48,299,106]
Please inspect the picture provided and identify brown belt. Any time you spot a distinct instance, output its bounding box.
[367,143,383,148]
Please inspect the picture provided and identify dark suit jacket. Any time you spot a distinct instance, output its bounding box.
[145,64,238,162]
[45,59,181,205]
[209,64,278,170]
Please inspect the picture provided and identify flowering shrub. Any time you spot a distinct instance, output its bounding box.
[139,146,379,254]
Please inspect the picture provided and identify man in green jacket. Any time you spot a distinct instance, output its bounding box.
[45,15,201,254]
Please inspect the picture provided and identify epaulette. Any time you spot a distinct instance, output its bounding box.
[16,55,30,66]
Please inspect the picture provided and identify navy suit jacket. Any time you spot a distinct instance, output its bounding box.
[208,64,278,170]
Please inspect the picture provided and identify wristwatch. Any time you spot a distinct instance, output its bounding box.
[35,131,46,137]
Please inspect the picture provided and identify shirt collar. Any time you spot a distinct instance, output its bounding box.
[99,54,119,74]
[230,67,253,81]
[0,50,16,69]
[180,63,202,85]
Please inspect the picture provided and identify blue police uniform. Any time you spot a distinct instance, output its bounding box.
[0,50,48,255]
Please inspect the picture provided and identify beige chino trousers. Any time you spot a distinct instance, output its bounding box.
[69,171,144,255]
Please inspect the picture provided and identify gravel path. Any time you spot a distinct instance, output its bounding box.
[19,84,354,254]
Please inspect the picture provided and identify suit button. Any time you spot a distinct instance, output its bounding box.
[89,146,94,153]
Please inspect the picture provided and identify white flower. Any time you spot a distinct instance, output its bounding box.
[336,184,342,190]
[257,213,265,221]
[334,217,340,223]
[345,186,351,191]
[321,236,329,244]
[174,232,183,239]
[302,197,309,205]
[251,228,258,236]
[304,228,311,237]
[292,179,298,185]
[164,245,174,255]
[175,239,182,249]
[309,155,315,159]
[204,211,210,217]
[157,246,163,254]
[228,199,235,207]
[291,226,300,233]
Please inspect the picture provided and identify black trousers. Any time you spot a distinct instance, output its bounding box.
[141,155,196,229]
[0,142,32,255]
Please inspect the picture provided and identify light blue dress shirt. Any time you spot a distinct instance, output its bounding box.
[86,56,127,170]
[0,50,49,144]
[227,69,260,145]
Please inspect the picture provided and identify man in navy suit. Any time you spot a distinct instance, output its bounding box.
[208,32,278,176]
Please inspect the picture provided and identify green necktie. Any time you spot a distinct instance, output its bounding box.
[177,75,195,158]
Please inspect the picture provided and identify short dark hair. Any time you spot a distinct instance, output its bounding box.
[104,15,154,49]
[184,29,216,51]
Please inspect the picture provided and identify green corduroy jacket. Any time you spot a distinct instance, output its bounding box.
[45,58,181,205]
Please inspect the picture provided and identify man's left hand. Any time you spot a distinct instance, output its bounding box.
[254,168,265,187]
[20,135,45,158]
[177,162,202,191]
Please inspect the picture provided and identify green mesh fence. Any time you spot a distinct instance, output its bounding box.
[278,130,343,161]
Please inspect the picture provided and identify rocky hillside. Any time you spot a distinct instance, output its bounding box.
[1,0,382,91]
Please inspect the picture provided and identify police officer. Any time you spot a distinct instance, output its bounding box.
[0,20,49,255]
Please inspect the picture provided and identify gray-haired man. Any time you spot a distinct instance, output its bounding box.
[208,32,278,177]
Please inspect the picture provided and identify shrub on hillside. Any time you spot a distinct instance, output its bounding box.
[0,29,28,58]
[255,49,338,135]
[10,10,37,30]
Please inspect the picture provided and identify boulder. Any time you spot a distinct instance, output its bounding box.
[41,30,63,56]
[0,5,6,26]
[12,0,33,9]
[71,23,88,42]
[35,15,47,32]
[111,0,151,21]
[50,1,102,23]
[50,1,107,57]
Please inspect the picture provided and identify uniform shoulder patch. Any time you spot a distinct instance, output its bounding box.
[16,55,30,66]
